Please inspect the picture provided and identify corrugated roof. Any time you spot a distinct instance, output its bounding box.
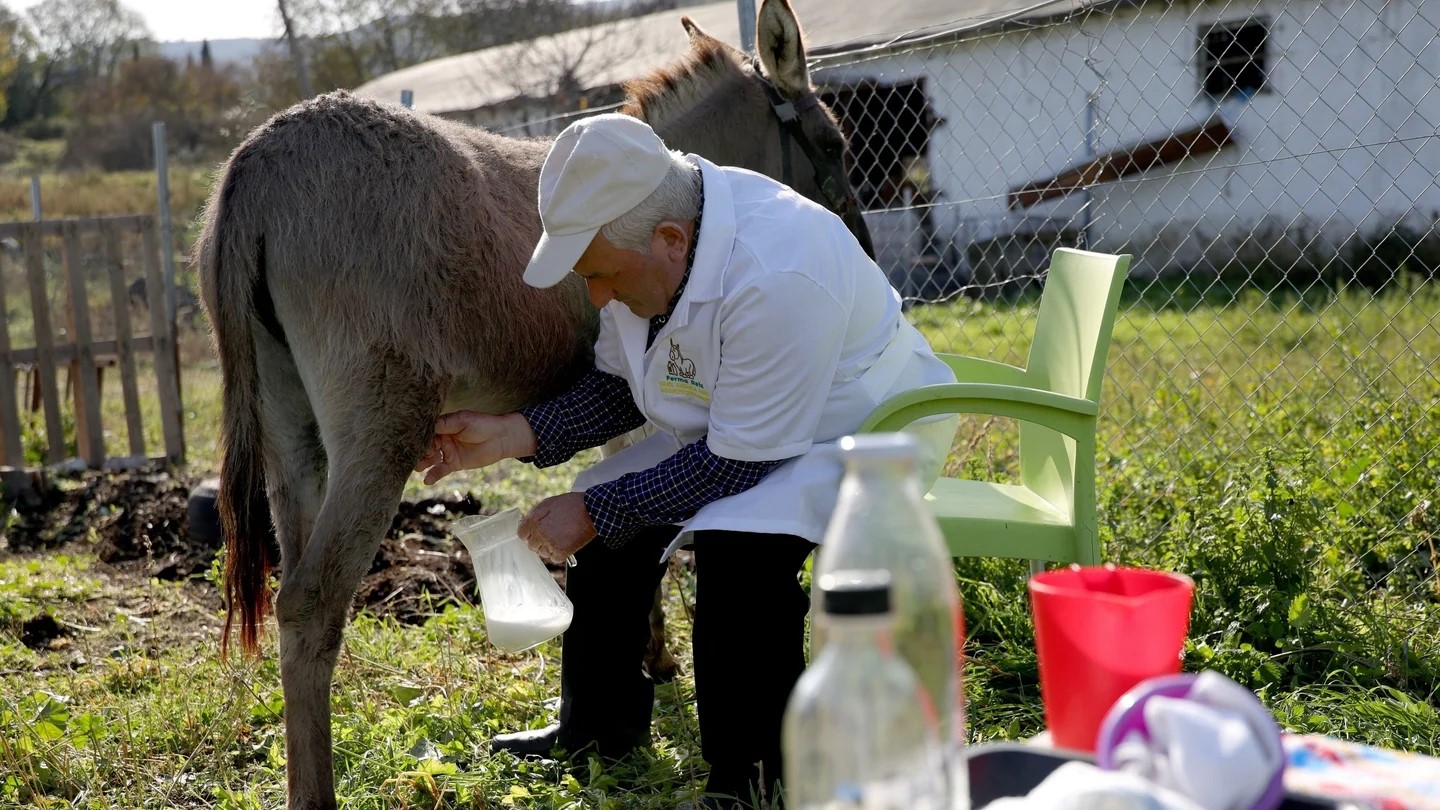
[354,0,1097,116]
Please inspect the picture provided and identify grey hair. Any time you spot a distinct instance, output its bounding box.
[601,151,701,253]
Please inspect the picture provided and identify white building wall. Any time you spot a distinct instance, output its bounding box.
[818,0,1440,277]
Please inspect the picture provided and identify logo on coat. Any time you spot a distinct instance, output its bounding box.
[660,338,708,402]
[667,338,698,379]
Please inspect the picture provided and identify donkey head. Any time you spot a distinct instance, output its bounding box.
[748,0,873,258]
[636,0,875,259]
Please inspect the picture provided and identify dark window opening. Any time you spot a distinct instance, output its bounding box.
[820,78,941,210]
[821,78,968,302]
[1201,19,1269,97]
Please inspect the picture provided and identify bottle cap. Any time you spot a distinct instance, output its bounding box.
[819,569,892,615]
[837,433,920,462]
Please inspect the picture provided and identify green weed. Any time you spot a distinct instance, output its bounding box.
[0,280,1436,807]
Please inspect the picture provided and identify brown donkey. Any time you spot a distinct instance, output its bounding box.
[196,1,871,806]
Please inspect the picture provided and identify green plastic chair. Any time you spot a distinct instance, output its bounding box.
[861,247,1132,568]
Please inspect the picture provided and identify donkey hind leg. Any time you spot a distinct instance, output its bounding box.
[645,583,680,683]
[253,339,326,808]
[271,359,441,810]
[255,331,326,573]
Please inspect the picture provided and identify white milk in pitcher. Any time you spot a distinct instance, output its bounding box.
[484,604,573,652]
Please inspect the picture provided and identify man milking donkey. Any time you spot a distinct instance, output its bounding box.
[202,2,948,807]
[414,114,954,807]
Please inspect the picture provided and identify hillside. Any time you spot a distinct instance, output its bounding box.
[155,38,277,68]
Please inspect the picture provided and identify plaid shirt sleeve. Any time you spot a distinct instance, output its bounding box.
[518,368,647,468]
[583,439,784,548]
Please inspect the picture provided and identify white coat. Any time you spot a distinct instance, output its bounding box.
[572,156,957,559]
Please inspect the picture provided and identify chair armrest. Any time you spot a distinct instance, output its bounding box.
[940,354,1030,387]
[860,382,1097,440]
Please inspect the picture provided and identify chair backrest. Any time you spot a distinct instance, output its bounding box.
[1020,248,1131,513]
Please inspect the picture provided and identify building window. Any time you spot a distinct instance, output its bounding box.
[1200,19,1269,98]
[820,78,942,210]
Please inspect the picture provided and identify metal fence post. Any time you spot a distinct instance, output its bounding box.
[1081,90,1097,250]
[737,0,756,54]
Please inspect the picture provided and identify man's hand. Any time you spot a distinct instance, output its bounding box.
[519,492,597,564]
[414,411,538,485]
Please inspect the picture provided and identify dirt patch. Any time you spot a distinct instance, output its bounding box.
[353,495,491,624]
[93,474,203,576]
[3,470,504,623]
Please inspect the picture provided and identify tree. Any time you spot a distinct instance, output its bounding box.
[248,49,304,110]
[24,0,151,82]
[265,0,608,102]
[481,1,659,131]
[276,0,314,98]
[434,0,582,55]
[300,0,451,75]
[63,54,256,168]
[278,0,457,92]
[0,7,23,122]
[63,56,180,168]
[0,10,65,133]
[246,0,663,112]
[0,0,151,132]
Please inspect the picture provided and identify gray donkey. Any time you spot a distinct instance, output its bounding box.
[197,1,873,805]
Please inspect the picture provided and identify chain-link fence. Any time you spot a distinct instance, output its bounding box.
[472,0,1439,714]
[812,0,1439,701]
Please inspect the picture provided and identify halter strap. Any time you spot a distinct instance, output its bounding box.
[749,58,860,218]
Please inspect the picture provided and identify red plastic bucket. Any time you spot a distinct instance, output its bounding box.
[1027,564,1194,752]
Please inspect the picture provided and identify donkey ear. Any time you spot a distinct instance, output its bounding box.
[680,16,710,44]
[756,0,811,97]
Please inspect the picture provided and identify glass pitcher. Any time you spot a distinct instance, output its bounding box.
[452,508,573,653]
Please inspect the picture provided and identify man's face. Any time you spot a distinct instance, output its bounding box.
[573,222,690,319]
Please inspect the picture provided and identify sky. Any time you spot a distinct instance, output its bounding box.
[10,0,615,44]
[12,0,282,43]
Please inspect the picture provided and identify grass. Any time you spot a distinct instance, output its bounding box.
[0,139,68,175]
[1,276,1438,807]
[0,164,216,228]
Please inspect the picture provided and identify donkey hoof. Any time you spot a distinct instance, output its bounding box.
[644,648,682,684]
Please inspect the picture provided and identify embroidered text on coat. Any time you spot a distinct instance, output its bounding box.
[661,338,709,401]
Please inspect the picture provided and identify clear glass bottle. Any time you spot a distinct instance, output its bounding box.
[784,570,946,809]
[811,433,968,809]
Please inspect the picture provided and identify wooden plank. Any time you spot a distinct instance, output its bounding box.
[0,215,150,242]
[103,221,146,458]
[61,222,106,468]
[1008,119,1235,209]
[0,252,26,465]
[143,223,185,465]
[6,336,153,366]
[22,223,66,463]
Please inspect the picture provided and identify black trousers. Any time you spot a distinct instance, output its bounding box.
[557,525,816,806]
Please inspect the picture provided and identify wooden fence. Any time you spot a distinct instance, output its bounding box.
[0,215,184,472]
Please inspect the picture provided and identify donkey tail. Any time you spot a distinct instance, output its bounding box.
[196,154,275,660]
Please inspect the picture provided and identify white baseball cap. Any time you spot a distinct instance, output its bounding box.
[523,113,673,288]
